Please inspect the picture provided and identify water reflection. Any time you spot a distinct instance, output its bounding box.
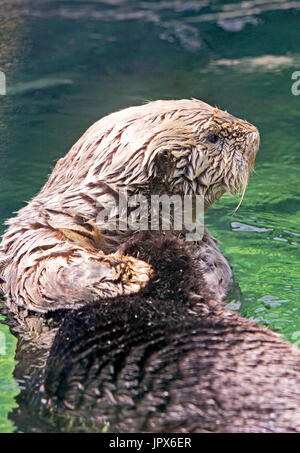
[207,54,300,73]
[2,0,300,54]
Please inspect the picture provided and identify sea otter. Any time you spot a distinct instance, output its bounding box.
[0,99,259,312]
[10,233,300,433]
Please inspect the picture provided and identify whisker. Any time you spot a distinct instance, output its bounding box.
[231,173,249,215]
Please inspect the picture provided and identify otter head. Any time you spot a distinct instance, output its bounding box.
[87,99,260,210]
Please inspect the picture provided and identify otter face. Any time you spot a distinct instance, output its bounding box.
[78,99,259,210]
[150,102,260,209]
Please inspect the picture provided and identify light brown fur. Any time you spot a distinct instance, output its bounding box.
[0,99,259,312]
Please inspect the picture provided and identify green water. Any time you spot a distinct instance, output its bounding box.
[0,0,300,432]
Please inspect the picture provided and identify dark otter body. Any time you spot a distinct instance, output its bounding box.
[9,233,300,433]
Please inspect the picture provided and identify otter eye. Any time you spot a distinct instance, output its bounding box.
[207,134,219,144]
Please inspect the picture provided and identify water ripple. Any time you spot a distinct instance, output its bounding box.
[3,0,300,54]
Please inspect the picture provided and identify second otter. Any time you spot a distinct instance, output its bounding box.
[10,233,300,433]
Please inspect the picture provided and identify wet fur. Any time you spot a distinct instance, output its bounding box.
[0,99,259,312]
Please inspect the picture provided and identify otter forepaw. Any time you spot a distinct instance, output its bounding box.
[116,255,153,295]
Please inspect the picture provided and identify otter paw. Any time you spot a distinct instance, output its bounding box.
[118,255,153,294]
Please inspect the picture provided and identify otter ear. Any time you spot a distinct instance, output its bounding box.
[153,148,178,181]
[156,149,170,173]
